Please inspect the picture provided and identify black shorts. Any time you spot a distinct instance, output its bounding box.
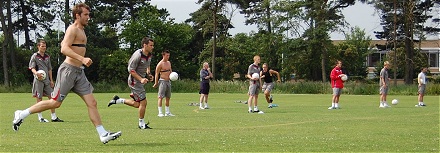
[199,82,210,95]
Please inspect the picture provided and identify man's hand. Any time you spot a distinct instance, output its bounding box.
[140,78,148,84]
[277,79,281,83]
[82,57,93,67]
[153,83,158,88]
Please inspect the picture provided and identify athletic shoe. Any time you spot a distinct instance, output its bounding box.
[204,106,210,109]
[52,117,64,122]
[12,110,23,131]
[100,131,122,144]
[39,118,49,123]
[165,113,175,117]
[139,122,152,129]
[383,103,391,108]
[269,95,273,102]
[415,104,427,107]
[199,106,205,110]
[253,109,260,113]
[157,113,164,117]
[328,106,336,110]
[268,105,273,108]
[334,107,341,109]
[108,95,119,107]
[248,110,253,113]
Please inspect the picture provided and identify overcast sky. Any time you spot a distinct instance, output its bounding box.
[149,0,381,40]
[150,0,439,40]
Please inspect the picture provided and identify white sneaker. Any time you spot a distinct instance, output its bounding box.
[157,113,164,117]
[100,131,122,144]
[199,106,204,110]
[328,106,335,110]
[12,110,24,131]
[39,118,49,123]
[383,103,391,108]
[165,113,175,117]
[204,106,209,109]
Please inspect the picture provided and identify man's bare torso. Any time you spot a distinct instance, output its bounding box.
[159,61,171,80]
[64,25,87,67]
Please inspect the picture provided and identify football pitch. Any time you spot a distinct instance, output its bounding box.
[0,93,438,152]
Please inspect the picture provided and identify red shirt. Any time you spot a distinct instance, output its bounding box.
[330,66,344,88]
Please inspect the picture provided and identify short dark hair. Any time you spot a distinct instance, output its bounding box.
[162,50,170,56]
[37,39,46,46]
[72,3,90,20]
[141,37,154,47]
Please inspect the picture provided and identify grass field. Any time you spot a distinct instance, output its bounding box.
[0,93,438,152]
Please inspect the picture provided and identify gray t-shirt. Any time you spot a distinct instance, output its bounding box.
[29,52,52,73]
[200,69,210,83]
[379,67,389,86]
[128,49,151,82]
[247,63,260,84]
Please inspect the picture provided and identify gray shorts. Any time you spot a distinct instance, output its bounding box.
[379,86,388,95]
[158,79,171,98]
[128,79,146,102]
[332,88,342,96]
[248,81,260,96]
[418,84,426,95]
[32,78,53,99]
[262,82,274,93]
[51,63,93,102]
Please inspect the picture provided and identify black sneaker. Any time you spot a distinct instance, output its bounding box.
[108,95,119,107]
[52,117,64,122]
[139,121,152,129]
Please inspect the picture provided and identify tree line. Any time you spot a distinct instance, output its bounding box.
[1,0,439,86]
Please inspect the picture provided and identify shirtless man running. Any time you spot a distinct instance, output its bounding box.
[12,3,121,144]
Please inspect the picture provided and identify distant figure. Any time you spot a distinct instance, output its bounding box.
[379,61,391,108]
[246,55,261,113]
[199,62,213,109]
[153,50,175,117]
[260,63,281,108]
[28,39,63,122]
[328,60,345,109]
[416,67,428,107]
[12,3,121,144]
[108,37,154,129]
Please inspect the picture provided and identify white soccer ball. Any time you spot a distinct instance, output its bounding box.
[169,72,179,81]
[341,74,348,81]
[252,73,259,79]
[36,70,46,80]
[392,99,398,105]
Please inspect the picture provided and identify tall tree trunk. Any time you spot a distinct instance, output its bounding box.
[212,0,218,79]
[404,0,415,84]
[0,0,11,86]
[19,0,31,50]
[7,0,15,70]
[65,0,69,31]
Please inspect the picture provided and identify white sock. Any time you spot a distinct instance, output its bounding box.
[51,113,57,120]
[158,107,162,114]
[165,106,170,114]
[96,125,107,136]
[335,103,339,108]
[248,106,252,111]
[205,103,208,107]
[20,109,31,119]
[37,112,43,119]
[116,98,125,104]
[331,102,335,107]
[419,102,423,105]
[380,101,383,106]
[199,102,203,107]
[139,118,145,126]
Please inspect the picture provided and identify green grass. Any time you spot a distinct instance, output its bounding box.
[0,93,438,152]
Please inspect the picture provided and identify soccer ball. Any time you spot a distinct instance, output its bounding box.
[392,99,398,105]
[169,72,179,81]
[35,70,46,80]
[252,73,259,79]
[341,74,348,81]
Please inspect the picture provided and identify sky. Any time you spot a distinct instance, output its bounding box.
[149,0,439,40]
[149,0,381,40]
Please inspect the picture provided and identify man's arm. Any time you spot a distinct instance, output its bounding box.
[153,62,161,88]
[270,69,281,82]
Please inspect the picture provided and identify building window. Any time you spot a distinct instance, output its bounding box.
[429,53,439,67]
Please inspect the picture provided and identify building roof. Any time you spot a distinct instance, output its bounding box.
[332,40,440,49]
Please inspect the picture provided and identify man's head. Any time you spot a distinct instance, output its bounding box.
[37,39,47,53]
[421,67,428,73]
[141,37,154,53]
[253,55,260,65]
[336,60,342,68]
[72,3,90,26]
[384,61,390,68]
[203,62,209,69]
[262,63,268,71]
[162,50,170,61]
